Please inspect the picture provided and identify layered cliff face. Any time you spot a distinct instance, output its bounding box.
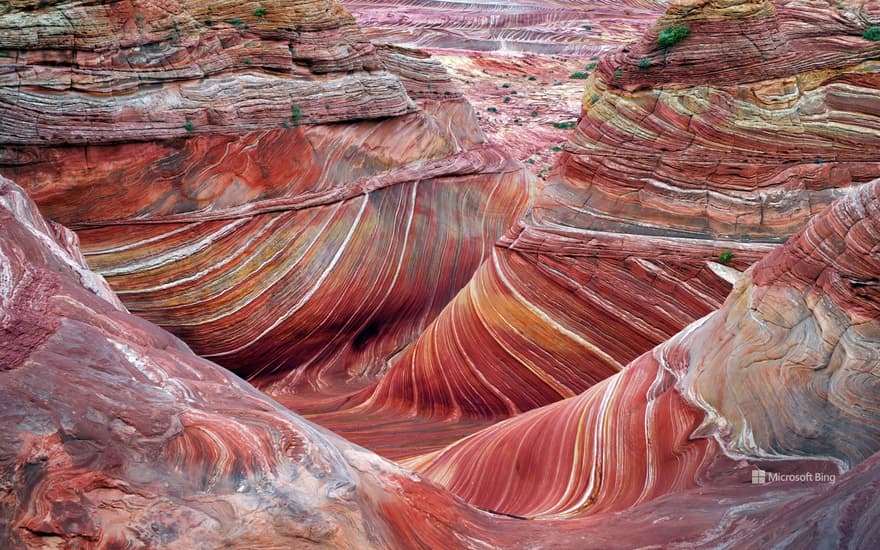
[0,0,532,393]
[567,0,880,238]
[305,0,880,458]
[410,178,880,519]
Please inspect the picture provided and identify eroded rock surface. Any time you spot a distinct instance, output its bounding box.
[304,0,880,458]
[3,173,879,548]
[410,179,880,519]
[0,0,533,396]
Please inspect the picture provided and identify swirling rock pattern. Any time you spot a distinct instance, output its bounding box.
[4,174,879,548]
[0,0,533,394]
[299,0,880,461]
[0,175,522,549]
[411,178,880,519]
[3,0,880,547]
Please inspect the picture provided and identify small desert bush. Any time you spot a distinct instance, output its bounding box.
[657,25,690,48]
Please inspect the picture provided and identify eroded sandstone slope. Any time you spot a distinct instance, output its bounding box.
[410,178,880,518]
[0,0,533,396]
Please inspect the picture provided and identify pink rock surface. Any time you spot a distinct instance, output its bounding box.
[298,0,880,460]
[3,173,880,548]
[2,0,880,547]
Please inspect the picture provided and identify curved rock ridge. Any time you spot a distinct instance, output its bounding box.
[0,0,533,392]
[296,0,880,457]
[408,179,880,518]
[0,175,522,549]
[0,176,463,548]
[558,0,880,239]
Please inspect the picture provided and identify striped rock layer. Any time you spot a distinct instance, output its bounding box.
[302,0,880,458]
[341,0,666,56]
[410,178,880,519]
[0,0,533,393]
[0,176,522,549]
[4,175,880,549]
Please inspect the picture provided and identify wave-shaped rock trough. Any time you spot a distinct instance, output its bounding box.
[3,0,880,547]
[0,0,534,396]
[3,170,880,548]
[300,0,880,460]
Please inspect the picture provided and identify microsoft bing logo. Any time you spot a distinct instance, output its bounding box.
[751,469,767,485]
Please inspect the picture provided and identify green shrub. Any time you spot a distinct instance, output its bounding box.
[291,104,302,124]
[502,83,511,88]
[864,27,880,41]
[657,25,690,48]
[718,250,734,265]
[570,72,589,79]
[487,107,498,113]
[614,69,622,77]
[530,110,538,117]
[503,96,511,103]
[528,76,537,81]
[184,120,194,132]
[552,121,577,129]
[551,145,562,152]
[582,25,592,30]
[227,18,242,26]
[638,57,652,69]
[254,7,267,17]
[204,18,213,26]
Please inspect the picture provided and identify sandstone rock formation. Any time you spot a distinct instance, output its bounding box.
[0,0,532,396]
[3,171,879,548]
[304,0,880,458]
[3,0,880,547]
[0,175,515,549]
[409,179,880,517]
[342,0,663,56]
